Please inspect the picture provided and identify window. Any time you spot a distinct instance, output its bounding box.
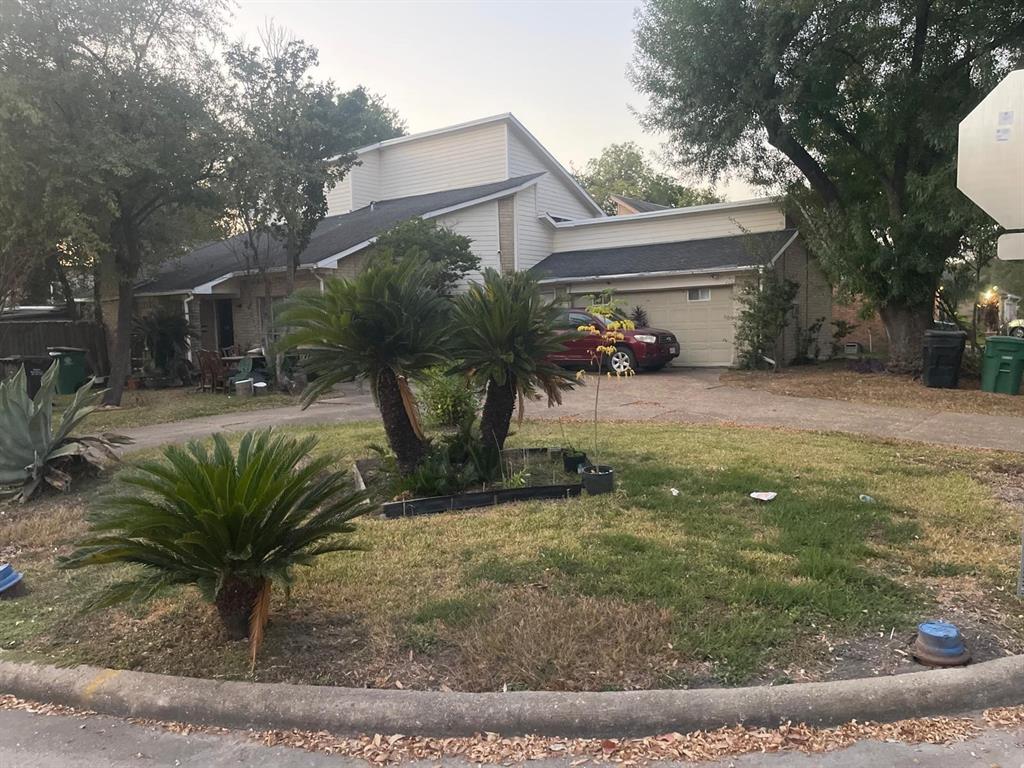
[687,287,711,302]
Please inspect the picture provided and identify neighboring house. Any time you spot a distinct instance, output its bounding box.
[127,113,831,367]
[608,193,670,216]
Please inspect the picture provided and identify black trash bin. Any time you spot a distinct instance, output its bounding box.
[922,329,967,388]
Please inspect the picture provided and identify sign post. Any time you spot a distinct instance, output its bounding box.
[957,70,1024,596]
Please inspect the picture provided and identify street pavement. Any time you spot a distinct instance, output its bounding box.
[1,708,1023,768]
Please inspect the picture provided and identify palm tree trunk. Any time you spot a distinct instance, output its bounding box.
[214,575,261,640]
[480,376,516,451]
[376,366,427,475]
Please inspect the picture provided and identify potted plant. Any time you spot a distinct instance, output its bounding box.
[558,420,588,473]
[576,302,634,494]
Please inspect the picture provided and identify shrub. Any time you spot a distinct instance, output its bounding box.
[0,364,129,502]
[629,305,650,328]
[61,430,368,658]
[417,366,478,429]
[734,272,799,369]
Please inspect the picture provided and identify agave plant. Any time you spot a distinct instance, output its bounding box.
[451,269,576,451]
[0,364,130,502]
[277,258,449,474]
[61,430,368,660]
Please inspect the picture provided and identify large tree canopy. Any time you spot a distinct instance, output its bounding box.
[575,141,719,214]
[222,31,405,294]
[633,0,1024,369]
[1,0,229,403]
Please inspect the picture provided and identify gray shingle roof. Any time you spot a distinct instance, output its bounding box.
[530,229,798,281]
[137,174,544,294]
[610,194,671,213]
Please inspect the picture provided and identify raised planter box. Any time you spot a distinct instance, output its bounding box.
[353,447,582,518]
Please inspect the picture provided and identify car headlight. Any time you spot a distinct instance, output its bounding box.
[634,334,657,344]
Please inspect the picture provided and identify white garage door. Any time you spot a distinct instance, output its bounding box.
[613,287,736,366]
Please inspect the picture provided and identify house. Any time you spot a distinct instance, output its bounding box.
[608,194,670,216]
[128,113,831,367]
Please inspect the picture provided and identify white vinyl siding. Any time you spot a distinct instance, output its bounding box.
[373,122,507,200]
[325,176,353,216]
[552,204,787,252]
[513,186,554,271]
[507,128,595,221]
[350,151,381,210]
[433,200,500,287]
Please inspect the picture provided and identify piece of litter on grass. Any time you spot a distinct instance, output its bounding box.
[859,494,876,503]
[750,491,777,502]
[670,488,680,496]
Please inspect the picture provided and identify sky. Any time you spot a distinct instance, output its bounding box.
[230,0,756,200]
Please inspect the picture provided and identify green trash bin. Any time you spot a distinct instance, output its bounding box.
[47,346,89,395]
[981,336,1024,395]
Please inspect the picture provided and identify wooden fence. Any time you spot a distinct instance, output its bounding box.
[0,320,109,375]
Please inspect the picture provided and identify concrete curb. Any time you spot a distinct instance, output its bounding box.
[2,656,1024,738]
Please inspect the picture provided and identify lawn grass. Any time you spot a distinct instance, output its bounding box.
[57,387,300,432]
[722,361,1024,417]
[2,420,1022,692]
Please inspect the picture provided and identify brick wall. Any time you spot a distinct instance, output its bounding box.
[831,296,888,357]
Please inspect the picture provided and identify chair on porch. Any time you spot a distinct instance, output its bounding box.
[197,349,229,393]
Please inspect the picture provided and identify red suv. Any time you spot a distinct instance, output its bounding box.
[550,308,679,373]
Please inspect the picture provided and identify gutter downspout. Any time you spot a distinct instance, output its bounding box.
[312,269,327,294]
[182,293,195,362]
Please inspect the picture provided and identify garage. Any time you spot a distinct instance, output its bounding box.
[572,285,737,367]
[531,224,830,370]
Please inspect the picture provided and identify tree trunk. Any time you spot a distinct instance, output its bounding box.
[376,366,426,475]
[880,303,933,373]
[214,575,261,641]
[480,376,516,452]
[102,276,134,406]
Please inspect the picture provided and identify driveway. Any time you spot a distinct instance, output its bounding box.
[119,369,1024,454]
[532,368,1024,453]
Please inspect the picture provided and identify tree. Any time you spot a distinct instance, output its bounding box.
[366,218,479,294]
[633,0,1024,370]
[223,29,405,298]
[575,141,719,215]
[1,0,229,405]
[277,259,449,475]
[451,269,575,451]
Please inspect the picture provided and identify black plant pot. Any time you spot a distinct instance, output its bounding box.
[581,464,615,495]
[562,451,589,474]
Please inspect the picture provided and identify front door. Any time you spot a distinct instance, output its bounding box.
[215,298,234,352]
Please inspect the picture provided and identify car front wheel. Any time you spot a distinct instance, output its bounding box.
[1011,326,1024,338]
[608,346,636,374]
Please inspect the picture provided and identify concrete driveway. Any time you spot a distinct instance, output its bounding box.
[120,369,1024,454]
[533,367,1024,453]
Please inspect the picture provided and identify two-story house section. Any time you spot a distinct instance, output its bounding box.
[131,113,831,367]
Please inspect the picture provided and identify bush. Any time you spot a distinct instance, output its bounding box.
[734,273,799,369]
[418,366,478,429]
[0,364,129,502]
[61,429,368,657]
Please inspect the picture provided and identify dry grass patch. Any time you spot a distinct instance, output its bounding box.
[722,362,1024,417]
[3,420,1024,690]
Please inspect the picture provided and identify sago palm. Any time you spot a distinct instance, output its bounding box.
[277,258,449,474]
[61,430,367,658]
[451,269,575,450]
